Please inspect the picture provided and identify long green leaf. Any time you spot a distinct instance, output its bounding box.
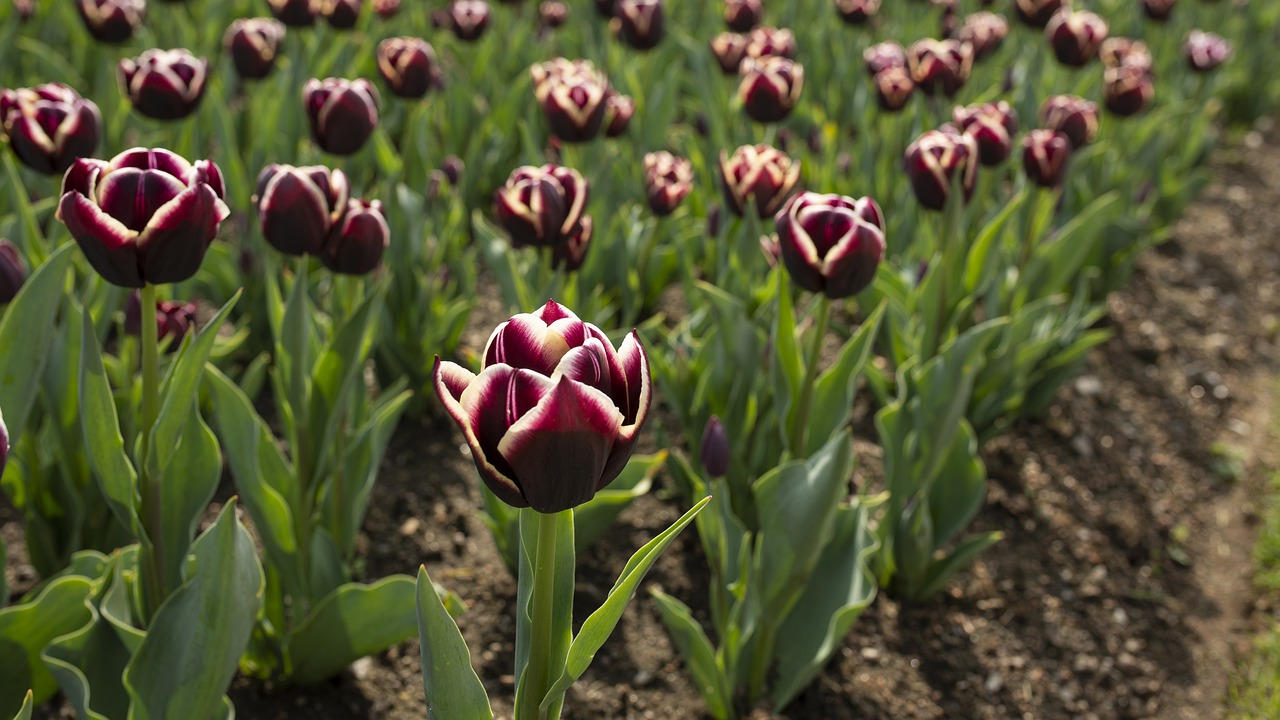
[287,576,419,684]
[78,306,138,535]
[9,691,32,720]
[651,590,731,720]
[416,566,492,720]
[0,243,73,444]
[0,574,95,716]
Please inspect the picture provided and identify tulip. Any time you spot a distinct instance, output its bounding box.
[700,416,730,478]
[441,156,464,185]
[118,49,209,121]
[614,0,663,50]
[550,218,592,271]
[864,41,907,76]
[448,0,490,41]
[775,191,885,299]
[738,55,803,123]
[604,93,634,137]
[125,291,197,349]
[267,0,320,26]
[434,300,651,513]
[373,0,399,17]
[744,26,796,59]
[321,0,361,28]
[873,66,914,111]
[303,78,379,155]
[531,59,610,142]
[1022,129,1071,188]
[493,164,589,250]
[76,0,144,43]
[0,241,26,303]
[1184,30,1231,73]
[224,19,286,81]
[377,37,440,99]
[711,33,749,74]
[907,38,972,97]
[719,143,801,218]
[642,151,693,217]
[57,148,229,288]
[322,199,389,275]
[1099,37,1153,73]
[539,1,568,28]
[1012,0,1063,28]
[0,406,8,479]
[953,101,1016,166]
[1103,64,1154,117]
[12,0,34,21]
[254,164,349,257]
[724,0,761,31]
[835,0,878,24]
[955,12,1008,61]
[1045,9,1108,67]
[903,128,978,211]
[1142,0,1174,21]
[0,84,101,175]
[1040,95,1098,149]
[593,0,614,17]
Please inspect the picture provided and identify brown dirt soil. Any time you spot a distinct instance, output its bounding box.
[7,122,1280,719]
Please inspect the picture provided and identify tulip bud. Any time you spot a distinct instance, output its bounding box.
[873,66,915,112]
[643,151,693,217]
[0,84,102,175]
[57,148,230,288]
[719,143,801,218]
[550,217,592,271]
[373,0,400,18]
[614,0,664,50]
[953,101,1016,166]
[12,0,34,21]
[224,19,286,81]
[1099,37,1153,73]
[1040,95,1098,149]
[1045,9,1108,67]
[254,164,348,257]
[744,26,796,59]
[711,33,749,74]
[1184,30,1231,73]
[738,55,803,123]
[776,191,885,299]
[125,291,197,349]
[700,416,730,478]
[835,0,879,24]
[303,78,379,155]
[267,0,320,26]
[955,12,1008,61]
[864,41,907,76]
[1142,0,1174,21]
[76,0,144,44]
[441,156,464,185]
[603,93,635,137]
[0,241,27,303]
[907,38,972,97]
[321,0,361,28]
[377,37,440,99]
[531,59,610,143]
[448,0,490,41]
[539,0,568,28]
[1022,129,1071,188]
[1102,64,1154,117]
[1013,0,1063,28]
[494,164,589,250]
[118,49,209,121]
[903,127,978,211]
[724,0,762,31]
[707,203,722,236]
[322,199,389,275]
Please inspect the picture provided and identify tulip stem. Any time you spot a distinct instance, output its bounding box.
[138,282,168,620]
[789,295,830,459]
[519,509,564,720]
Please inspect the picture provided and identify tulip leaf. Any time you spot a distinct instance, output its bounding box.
[0,573,95,717]
[0,243,72,446]
[0,151,44,266]
[153,404,224,593]
[651,589,732,720]
[914,531,1004,602]
[78,306,139,536]
[416,566,492,720]
[770,271,803,448]
[123,501,263,720]
[286,576,420,684]
[539,496,710,713]
[572,451,664,555]
[8,690,31,720]
[964,188,1025,295]
[804,302,886,457]
[329,389,412,558]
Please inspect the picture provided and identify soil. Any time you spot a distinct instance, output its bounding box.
[7,122,1280,719]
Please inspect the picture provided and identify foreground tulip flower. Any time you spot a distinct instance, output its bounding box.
[701,415,729,478]
[494,164,589,249]
[254,164,348,257]
[1142,0,1174,21]
[225,19,286,81]
[1184,30,1231,72]
[1099,37,1153,73]
[1103,64,1154,116]
[864,41,907,76]
[956,11,1008,61]
[118,49,208,121]
[125,291,197,348]
[303,78,379,155]
[434,301,651,513]
[377,37,440,98]
[267,0,319,25]
[738,55,803,123]
[907,38,972,97]
[0,84,101,175]
[57,148,229,288]
[77,0,144,43]
[873,66,915,111]
[1013,0,1063,28]
[835,0,878,24]
[1045,9,1108,67]
[775,192,885,299]
[0,241,26,303]
[614,0,663,50]
[321,0,361,27]
[904,128,978,211]
[1022,129,1071,187]
[531,59,610,142]
[953,101,1017,166]
[448,0,490,41]
[724,0,761,31]
[323,199,389,275]
[711,33,749,73]
[1040,95,1098,149]
[720,143,800,218]
[643,151,693,216]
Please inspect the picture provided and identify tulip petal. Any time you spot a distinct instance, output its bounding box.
[62,157,107,197]
[260,169,333,256]
[552,339,612,396]
[483,314,569,374]
[95,167,188,232]
[136,184,220,285]
[600,330,650,485]
[59,192,144,288]
[434,360,528,508]
[819,223,884,299]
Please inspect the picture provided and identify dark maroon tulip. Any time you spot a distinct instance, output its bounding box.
[711,33,749,74]
[303,78,379,155]
[1100,37,1153,73]
[0,241,26,303]
[1045,9,1108,67]
[125,291,197,349]
[738,56,803,123]
[321,0,361,28]
[643,151,693,217]
[955,12,1008,61]
[224,19,286,81]
[539,1,568,27]
[593,0,614,17]
[322,199,388,275]
[441,156,464,185]
[1103,64,1154,116]
[448,0,490,41]
[1022,129,1071,187]
[907,38,972,97]
[372,0,399,17]
[267,0,320,26]
[604,93,634,137]
[1040,95,1098,149]
[776,192,885,299]
[953,101,1017,166]
[56,148,229,288]
[614,0,663,50]
[903,128,978,211]
[0,84,101,175]
[1013,0,1063,28]
[550,217,592,271]
[494,164,589,250]
[1184,30,1231,72]
[835,0,878,24]
[873,67,915,111]
[701,415,730,477]
[118,49,208,121]
[531,59,610,142]
[254,164,348,257]
[724,0,761,31]
[377,37,439,99]
[1142,0,1174,21]
[864,41,907,76]
[719,143,800,218]
[434,300,651,513]
[744,26,796,59]
[77,0,144,43]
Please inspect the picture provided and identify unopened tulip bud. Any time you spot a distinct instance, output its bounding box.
[254,164,348,257]
[441,156,464,185]
[303,78,379,155]
[724,0,761,31]
[864,41,907,76]
[707,203,722,236]
[448,0,490,41]
[1184,30,1231,72]
[0,84,102,174]
[118,49,208,121]
[12,0,34,21]
[377,37,440,99]
[224,19,286,81]
[0,241,26,303]
[77,0,144,43]
[125,291,197,349]
[720,143,800,218]
[903,128,978,211]
[643,151,693,217]
[956,12,1008,61]
[321,0,361,28]
[1022,129,1071,187]
[953,101,1017,166]
[1045,9,1108,67]
[873,66,914,111]
[776,191,885,299]
[711,33,749,74]
[1013,0,1063,28]
[907,38,972,97]
[614,0,664,50]
[323,199,389,275]
[700,416,730,477]
[604,93,634,137]
[267,0,320,26]
[1040,95,1098,149]
[1103,64,1154,117]
[1142,0,1175,21]
[738,55,803,123]
[835,0,879,24]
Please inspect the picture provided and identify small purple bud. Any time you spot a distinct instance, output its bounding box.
[700,415,730,477]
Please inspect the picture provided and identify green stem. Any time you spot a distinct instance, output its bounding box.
[788,295,830,459]
[138,283,167,620]
[518,510,564,720]
[745,624,777,709]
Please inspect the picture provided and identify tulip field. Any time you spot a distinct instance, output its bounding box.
[1,0,1279,717]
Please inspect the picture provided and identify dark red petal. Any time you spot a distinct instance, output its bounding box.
[59,192,144,288]
[136,184,220,285]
